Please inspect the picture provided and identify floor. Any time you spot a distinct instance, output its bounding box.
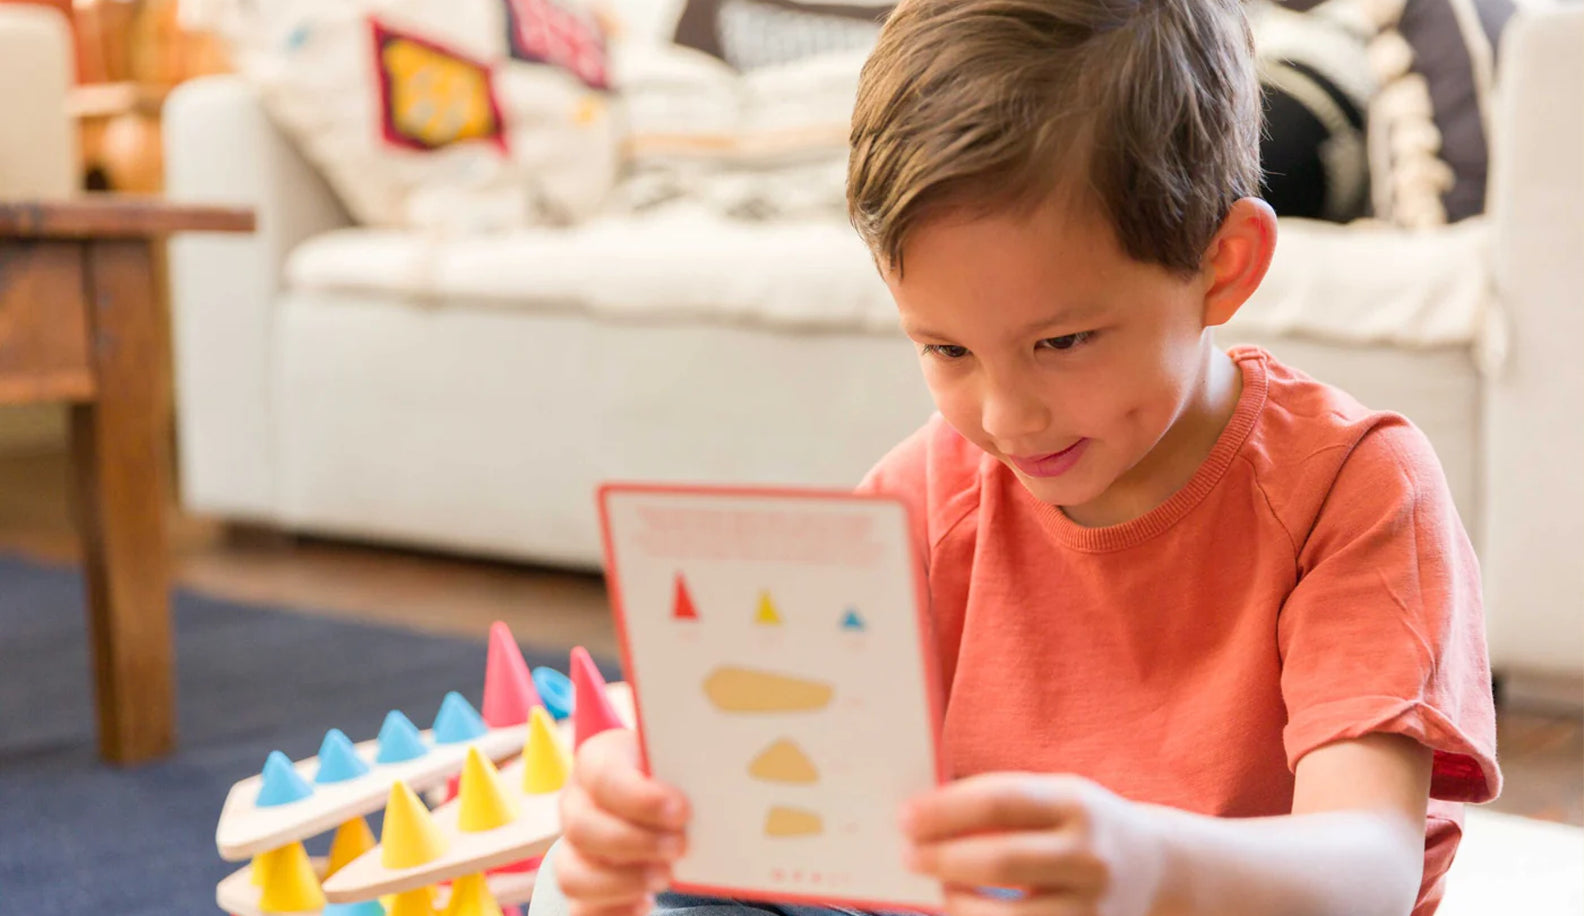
[1,446,1578,827]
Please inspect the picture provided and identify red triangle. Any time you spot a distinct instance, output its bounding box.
[571,646,625,749]
[673,573,699,621]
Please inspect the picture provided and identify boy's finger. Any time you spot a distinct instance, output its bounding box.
[909,831,1105,892]
[577,733,690,831]
[561,783,687,865]
[904,774,1087,842]
[555,842,671,905]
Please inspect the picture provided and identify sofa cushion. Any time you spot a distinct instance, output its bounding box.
[285,208,1496,353]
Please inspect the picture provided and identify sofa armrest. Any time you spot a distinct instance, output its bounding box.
[163,75,352,520]
[1481,5,1584,675]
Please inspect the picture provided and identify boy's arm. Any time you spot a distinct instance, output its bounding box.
[1148,732,1432,916]
[904,733,1433,916]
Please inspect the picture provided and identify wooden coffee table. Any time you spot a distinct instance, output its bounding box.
[0,196,254,764]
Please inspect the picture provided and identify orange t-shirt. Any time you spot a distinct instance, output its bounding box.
[859,347,1500,916]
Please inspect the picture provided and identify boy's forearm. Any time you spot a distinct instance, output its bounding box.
[1144,805,1424,916]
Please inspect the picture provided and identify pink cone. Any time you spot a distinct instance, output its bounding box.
[482,622,543,728]
[571,646,624,749]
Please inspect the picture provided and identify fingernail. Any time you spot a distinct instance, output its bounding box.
[662,798,686,826]
[658,835,683,859]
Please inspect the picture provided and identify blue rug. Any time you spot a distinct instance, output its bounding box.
[0,554,612,916]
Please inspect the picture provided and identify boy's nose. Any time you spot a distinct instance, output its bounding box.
[979,376,1050,446]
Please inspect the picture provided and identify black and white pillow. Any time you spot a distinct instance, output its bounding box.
[1252,1,1376,222]
[1281,0,1517,225]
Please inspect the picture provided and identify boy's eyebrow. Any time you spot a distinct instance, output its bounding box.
[903,304,1107,341]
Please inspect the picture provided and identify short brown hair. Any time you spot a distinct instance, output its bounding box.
[847,0,1261,277]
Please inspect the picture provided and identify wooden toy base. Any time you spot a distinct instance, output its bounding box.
[323,685,635,903]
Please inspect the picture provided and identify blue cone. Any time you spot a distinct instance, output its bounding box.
[374,710,428,764]
[532,666,573,720]
[432,691,488,744]
[314,728,371,784]
[255,750,314,807]
[323,900,387,916]
[841,608,865,631]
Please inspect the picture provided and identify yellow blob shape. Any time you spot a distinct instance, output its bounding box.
[380,781,449,869]
[326,816,376,878]
[442,872,504,916]
[573,95,602,125]
[387,885,440,916]
[703,666,834,713]
[748,739,819,784]
[755,591,782,625]
[458,746,519,832]
[764,806,823,837]
[257,841,326,912]
[522,706,571,795]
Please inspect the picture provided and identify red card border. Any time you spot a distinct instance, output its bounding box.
[596,481,947,913]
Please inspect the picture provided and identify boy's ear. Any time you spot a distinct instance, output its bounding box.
[1200,197,1277,327]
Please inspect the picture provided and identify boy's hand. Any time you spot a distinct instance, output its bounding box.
[903,773,1167,916]
[556,728,690,916]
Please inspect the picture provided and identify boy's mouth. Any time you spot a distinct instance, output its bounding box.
[1008,438,1090,478]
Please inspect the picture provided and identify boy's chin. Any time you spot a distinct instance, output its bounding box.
[1009,465,1110,511]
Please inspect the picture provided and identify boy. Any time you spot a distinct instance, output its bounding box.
[545,1,1499,915]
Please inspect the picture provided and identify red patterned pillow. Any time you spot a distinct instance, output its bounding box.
[504,0,610,89]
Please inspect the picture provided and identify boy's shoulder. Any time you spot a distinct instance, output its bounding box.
[858,412,988,549]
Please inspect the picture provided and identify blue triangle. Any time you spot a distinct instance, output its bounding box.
[313,728,371,783]
[841,608,865,631]
[323,900,386,916]
[532,666,573,721]
[256,750,314,807]
[374,710,428,764]
[432,691,488,744]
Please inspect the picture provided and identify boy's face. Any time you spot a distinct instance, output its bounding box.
[884,196,1224,518]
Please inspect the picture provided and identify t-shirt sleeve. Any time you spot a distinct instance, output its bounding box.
[1276,420,1500,803]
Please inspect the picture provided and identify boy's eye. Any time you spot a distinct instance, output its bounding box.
[1037,331,1096,351]
[921,344,970,359]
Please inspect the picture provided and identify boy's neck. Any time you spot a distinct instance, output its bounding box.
[1061,342,1244,528]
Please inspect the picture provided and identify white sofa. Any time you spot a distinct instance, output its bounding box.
[161,7,1582,677]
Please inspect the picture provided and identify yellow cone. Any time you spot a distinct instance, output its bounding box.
[442,873,504,916]
[257,841,326,912]
[522,706,571,795]
[458,746,519,832]
[380,781,449,869]
[387,885,440,916]
[327,816,377,877]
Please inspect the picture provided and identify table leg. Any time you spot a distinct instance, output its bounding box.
[68,237,176,764]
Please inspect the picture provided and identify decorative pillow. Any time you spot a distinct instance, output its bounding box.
[1250,1,1375,222]
[609,42,863,218]
[671,0,889,70]
[1281,0,1516,225]
[220,0,621,232]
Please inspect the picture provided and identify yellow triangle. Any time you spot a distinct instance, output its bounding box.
[249,853,268,887]
[380,781,449,869]
[326,816,377,878]
[458,746,519,832]
[755,591,781,625]
[748,738,819,784]
[387,885,440,916]
[522,706,571,795]
[442,873,504,916]
[257,841,326,912]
